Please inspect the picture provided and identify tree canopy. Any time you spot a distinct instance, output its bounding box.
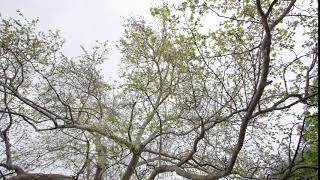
[0,0,318,179]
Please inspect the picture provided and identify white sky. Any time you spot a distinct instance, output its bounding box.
[0,0,156,81]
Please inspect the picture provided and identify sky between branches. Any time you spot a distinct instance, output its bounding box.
[0,0,156,81]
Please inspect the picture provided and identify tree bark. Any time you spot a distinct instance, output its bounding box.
[121,150,141,180]
[93,165,104,180]
[7,173,75,180]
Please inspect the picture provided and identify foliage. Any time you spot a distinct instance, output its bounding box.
[0,1,318,179]
[292,79,318,179]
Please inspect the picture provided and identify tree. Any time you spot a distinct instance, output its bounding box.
[0,0,318,179]
[271,79,318,179]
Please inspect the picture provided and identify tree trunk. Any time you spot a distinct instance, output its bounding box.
[7,173,75,180]
[121,152,141,180]
[93,165,104,180]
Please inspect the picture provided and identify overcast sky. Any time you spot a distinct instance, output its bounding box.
[0,0,156,81]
